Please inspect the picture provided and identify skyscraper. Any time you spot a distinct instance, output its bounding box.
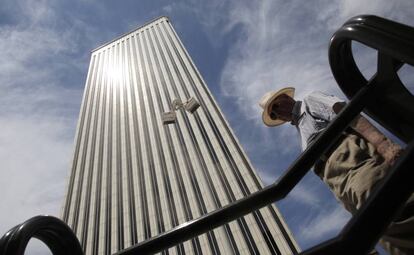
[62,16,299,255]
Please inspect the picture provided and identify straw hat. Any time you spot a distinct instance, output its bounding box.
[259,87,295,127]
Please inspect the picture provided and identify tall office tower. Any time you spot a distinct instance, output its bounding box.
[62,17,299,255]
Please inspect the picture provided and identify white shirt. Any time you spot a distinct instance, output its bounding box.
[292,91,344,150]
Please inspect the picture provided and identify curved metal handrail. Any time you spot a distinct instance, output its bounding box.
[0,215,83,255]
[329,15,414,143]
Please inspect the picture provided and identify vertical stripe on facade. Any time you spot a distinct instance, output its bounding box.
[123,38,138,246]
[62,54,95,223]
[105,45,115,255]
[91,48,108,255]
[81,50,104,252]
[144,26,222,255]
[72,52,100,237]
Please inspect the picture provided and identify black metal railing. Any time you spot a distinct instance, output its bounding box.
[0,215,83,255]
[1,15,413,255]
[329,15,414,143]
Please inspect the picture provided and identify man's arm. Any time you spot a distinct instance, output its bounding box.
[333,102,402,165]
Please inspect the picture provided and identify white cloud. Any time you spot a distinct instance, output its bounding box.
[219,0,342,121]
[0,116,74,233]
[257,167,279,186]
[289,183,323,207]
[338,0,414,25]
[0,0,85,243]
[298,206,350,246]
[26,238,53,255]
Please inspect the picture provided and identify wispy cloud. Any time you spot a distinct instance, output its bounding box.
[0,0,89,237]
[0,116,73,230]
[277,173,351,249]
[298,206,350,247]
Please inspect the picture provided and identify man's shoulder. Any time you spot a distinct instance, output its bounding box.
[307,91,332,98]
[303,91,326,104]
[305,91,344,103]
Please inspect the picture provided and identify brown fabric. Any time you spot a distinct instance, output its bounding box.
[315,134,414,255]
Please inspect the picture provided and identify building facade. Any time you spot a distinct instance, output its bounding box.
[62,17,299,255]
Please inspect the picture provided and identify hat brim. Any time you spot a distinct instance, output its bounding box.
[262,87,295,127]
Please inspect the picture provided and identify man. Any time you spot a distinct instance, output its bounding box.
[259,87,413,255]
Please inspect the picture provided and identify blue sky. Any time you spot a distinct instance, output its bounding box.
[1,0,413,254]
